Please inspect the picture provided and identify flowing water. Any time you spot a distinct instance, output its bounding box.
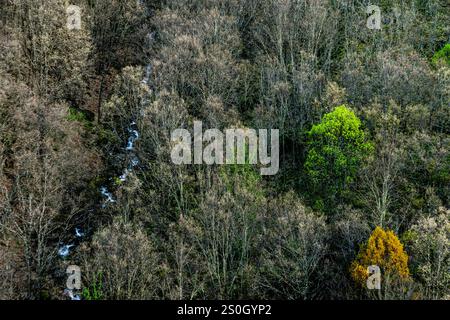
[59,30,155,299]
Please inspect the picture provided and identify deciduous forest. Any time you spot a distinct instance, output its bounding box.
[0,0,449,300]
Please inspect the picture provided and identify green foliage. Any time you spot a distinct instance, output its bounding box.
[113,176,124,186]
[82,272,104,301]
[219,141,263,198]
[432,44,450,67]
[305,105,373,203]
[67,107,90,125]
[220,162,263,199]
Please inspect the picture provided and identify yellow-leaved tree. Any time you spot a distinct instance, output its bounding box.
[350,227,410,286]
